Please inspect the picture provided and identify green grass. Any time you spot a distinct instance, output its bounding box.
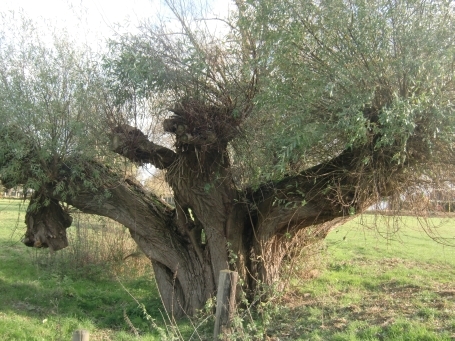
[1,199,455,340]
[0,199,181,340]
[328,214,455,264]
[275,214,455,340]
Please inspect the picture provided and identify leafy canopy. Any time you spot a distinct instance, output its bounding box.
[1,0,455,195]
[0,14,111,199]
[241,0,455,178]
[104,0,455,185]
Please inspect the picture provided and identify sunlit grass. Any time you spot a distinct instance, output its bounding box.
[1,198,455,340]
[328,214,455,265]
[279,213,455,340]
[0,199,170,341]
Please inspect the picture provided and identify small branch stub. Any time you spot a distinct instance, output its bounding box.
[72,329,89,341]
[214,270,238,341]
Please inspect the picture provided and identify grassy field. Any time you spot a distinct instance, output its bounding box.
[1,198,455,340]
[279,214,455,340]
[0,199,176,341]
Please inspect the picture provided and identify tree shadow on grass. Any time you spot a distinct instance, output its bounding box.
[0,273,167,334]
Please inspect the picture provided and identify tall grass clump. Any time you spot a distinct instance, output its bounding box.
[31,211,150,280]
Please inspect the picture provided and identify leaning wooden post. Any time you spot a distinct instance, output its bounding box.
[72,329,89,341]
[214,270,238,341]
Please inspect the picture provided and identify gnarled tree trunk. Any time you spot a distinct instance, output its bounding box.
[20,103,415,317]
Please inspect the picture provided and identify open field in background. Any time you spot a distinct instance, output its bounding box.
[280,215,455,340]
[0,198,455,340]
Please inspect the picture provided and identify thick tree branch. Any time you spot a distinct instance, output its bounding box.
[111,124,176,169]
[21,159,191,273]
[248,141,412,238]
[20,157,213,315]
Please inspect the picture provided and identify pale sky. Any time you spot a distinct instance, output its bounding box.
[0,0,231,47]
[1,0,156,40]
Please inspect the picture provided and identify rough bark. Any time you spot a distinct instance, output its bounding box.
[23,195,72,251]
[62,175,214,316]
[111,124,176,168]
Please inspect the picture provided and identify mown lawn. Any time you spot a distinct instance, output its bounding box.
[1,198,455,340]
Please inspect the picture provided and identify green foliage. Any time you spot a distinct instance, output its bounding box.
[103,34,171,108]
[2,1,454,196]
[236,0,455,182]
[103,16,250,109]
[0,13,112,197]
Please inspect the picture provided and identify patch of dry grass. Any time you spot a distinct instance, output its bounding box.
[262,216,455,340]
[32,211,151,279]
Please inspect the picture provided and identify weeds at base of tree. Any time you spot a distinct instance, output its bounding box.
[110,241,327,340]
[114,277,287,340]
[116,275,187,341]
[221,242,326,340]
[29,211,149,280]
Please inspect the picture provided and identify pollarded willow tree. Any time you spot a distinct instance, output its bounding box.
[1,0,455,316]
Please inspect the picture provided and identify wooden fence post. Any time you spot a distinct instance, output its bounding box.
[214,270,238,341]
[72,329,89,341]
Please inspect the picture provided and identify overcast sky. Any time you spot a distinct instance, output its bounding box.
[0,0,231,47]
